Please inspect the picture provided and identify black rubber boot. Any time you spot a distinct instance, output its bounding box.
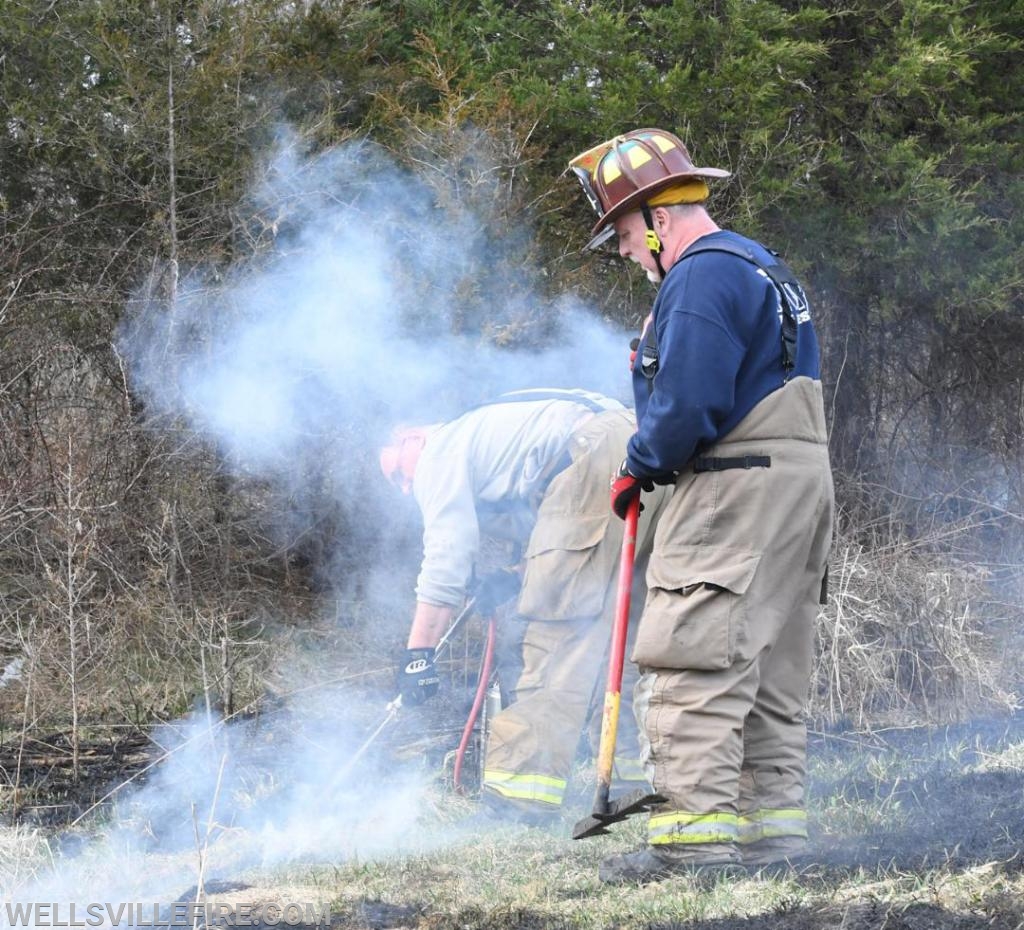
[741,836,811,869]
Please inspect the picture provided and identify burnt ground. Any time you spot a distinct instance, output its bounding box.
[0,686,478,830]
[420,901,1024,930]
[805,718,1024,873]
[0,727,156,827]
[343,714,1024,930]
[5,712,1024,930]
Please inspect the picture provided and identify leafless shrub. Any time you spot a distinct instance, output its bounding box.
[813,479,1022,728]
[0,325,315,765]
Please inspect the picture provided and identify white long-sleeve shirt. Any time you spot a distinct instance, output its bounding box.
[412,390,625,607]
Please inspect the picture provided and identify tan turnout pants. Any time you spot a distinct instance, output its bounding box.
[631,377,834,851]
[482,409,668,814]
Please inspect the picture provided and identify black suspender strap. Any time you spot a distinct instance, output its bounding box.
[677,240,808,375]
[636,322,660,397]
[635,240,810,395]
[693,455,771,473]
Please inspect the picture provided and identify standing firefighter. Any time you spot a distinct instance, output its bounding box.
[568,129,835,882]
[379,389,668,824]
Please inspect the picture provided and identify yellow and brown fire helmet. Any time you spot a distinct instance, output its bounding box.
[568,128,731,252]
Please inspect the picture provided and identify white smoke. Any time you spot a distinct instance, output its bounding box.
[120,130,632,464]
[0,697,442,923]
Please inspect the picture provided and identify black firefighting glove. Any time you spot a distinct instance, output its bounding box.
[610,459,654,520]
[397,647,440,705]
[473,567,522,616]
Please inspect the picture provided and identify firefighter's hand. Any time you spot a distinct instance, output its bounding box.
[398,647,440,705]
[610,460,654,520]
[473,568,522,616]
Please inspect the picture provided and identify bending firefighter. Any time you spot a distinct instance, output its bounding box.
[569,129,835,882]
[379,389,668,824]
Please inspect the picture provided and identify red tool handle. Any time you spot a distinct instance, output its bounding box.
[607,496,639,696]
[593,495,640,812]
[453,617,496,793]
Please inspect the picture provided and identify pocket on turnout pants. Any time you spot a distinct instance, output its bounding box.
[518,514,618,621]
[631,545,761,670]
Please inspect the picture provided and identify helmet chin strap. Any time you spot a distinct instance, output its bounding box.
[641,204,666,280]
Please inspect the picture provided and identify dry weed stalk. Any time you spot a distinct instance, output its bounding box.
[190,751,228,929]
[814,514,1019,728]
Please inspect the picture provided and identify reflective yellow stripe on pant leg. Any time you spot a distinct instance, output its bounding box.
[482,769,566,806]
[737,809,807,845]
[648,811,740,845]
[738,812,762,845]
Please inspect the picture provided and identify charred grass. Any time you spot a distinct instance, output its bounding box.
[7,715,1024,930]
[4,731,1024,927]
[246,719,1024,930]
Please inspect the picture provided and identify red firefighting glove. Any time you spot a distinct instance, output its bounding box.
[610,460,654,520]
[398,647,440,705]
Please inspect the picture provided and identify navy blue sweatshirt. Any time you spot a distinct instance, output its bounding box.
[626,230,821,478]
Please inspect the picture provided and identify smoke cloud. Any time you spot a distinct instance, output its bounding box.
[1,696,443,921]
[117,127,635,598]
[120,129,632,463]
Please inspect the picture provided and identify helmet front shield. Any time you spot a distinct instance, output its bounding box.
[584,224,617,252]
[570,165,604,218]
[569,139,619,250]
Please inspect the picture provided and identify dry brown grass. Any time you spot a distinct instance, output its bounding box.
[812,503,1021,729]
